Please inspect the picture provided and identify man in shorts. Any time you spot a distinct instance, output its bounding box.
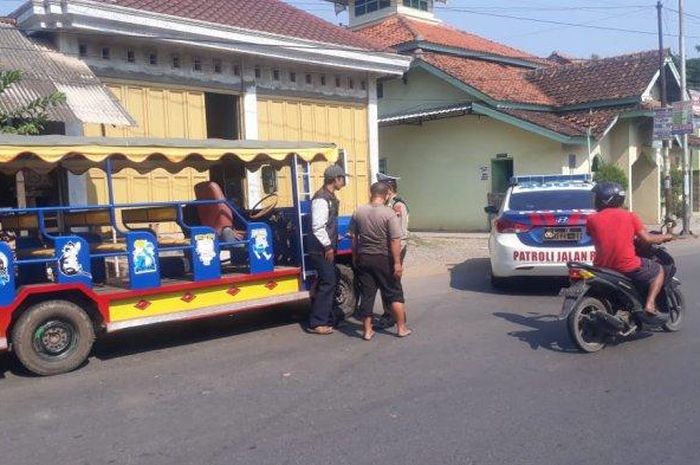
[350,182,412,341]
[586,182,674,326]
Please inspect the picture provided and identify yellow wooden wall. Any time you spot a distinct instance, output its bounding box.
[84,83,210,231]
[257,97,369,214]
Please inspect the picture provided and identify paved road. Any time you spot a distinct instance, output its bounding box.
[1,241,699,465]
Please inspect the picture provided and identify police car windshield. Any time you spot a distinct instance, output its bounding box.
[508,190,594,211]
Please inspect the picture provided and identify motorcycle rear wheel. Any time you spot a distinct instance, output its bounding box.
[568,297,607,353]
[662,286,685,333]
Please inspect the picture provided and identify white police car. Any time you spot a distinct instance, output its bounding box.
[485,174,596,287]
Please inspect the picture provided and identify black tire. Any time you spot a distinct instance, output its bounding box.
[567,297,607,353]
[335,264,358,319]
[662,286,685,333]
[11,300,95,376]
[490,274,510,289]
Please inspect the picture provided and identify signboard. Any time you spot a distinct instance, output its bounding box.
[479,166,489,181]
[653,107,673,140]
[671,101,694,135]
[654,103,695,139]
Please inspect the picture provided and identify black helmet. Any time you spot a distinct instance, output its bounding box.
[592,182,625,210]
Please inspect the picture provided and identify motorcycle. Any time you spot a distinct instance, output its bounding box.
[559,243,684,353]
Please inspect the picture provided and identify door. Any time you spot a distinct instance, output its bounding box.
[491,158,514,194]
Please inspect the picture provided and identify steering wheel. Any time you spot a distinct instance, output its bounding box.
[248,193,279,220]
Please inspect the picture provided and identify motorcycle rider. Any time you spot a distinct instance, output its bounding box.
[586,182,674,326]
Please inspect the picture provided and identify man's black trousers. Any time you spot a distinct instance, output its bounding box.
[308,253,341,328]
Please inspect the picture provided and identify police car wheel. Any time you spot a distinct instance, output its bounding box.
[490,274,510,289]
[11,300,95,376]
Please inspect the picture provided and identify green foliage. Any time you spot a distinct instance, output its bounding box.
[668,166,684,218]
[593,162,628,187]
[0,70,66,135]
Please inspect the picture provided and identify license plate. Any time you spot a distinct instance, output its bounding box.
[543,227,582,241]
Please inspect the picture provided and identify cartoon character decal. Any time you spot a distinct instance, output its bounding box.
[132,239,157,274]
[251,228,272,261]
[0,252,9,286]
[59,241,92,279]
[195,233,216,266]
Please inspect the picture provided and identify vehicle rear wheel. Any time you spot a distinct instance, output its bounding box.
[335,264,358,319]
[662,286,684,333]
[490,274,510,289]
[11,300,95,376]
[568,297,606,353]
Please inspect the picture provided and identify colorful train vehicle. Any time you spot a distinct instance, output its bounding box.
[0,136,355,376]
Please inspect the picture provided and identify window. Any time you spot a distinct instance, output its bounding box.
[193,56,202,71]
[508,190,595,212]
[149,52,158,65]
[403,0,430,11]
[320,75,327,86]
[348,78,354,90]
[273,69,280,81]
[377,81,384,99]
[126,49,136,63]
[355,0,391,16]
[213,59,222,73]
[78,44,87,58]
[233,64,240,76]
[290,72,297,83]
[172,54,181,69]
[254,66,261,79]
[379,158,388,174]
[101,47,110,60]
[361,80,367,91]
[305,74,312,85]
[335,76,341,88]
[261,165,278,195]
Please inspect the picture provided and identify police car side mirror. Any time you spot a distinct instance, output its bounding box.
[484,206,498,215]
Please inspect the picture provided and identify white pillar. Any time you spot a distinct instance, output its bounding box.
[242,83,262,209]
[367,76,380,182]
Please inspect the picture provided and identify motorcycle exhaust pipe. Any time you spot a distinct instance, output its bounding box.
[592,310,626,331]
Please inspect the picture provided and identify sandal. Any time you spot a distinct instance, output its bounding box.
[307,326,334,335]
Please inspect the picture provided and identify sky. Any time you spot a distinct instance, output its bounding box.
[1,0,699,59]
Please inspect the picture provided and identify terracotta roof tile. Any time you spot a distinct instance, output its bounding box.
[420,53,555,106]
[92,0,382,50]
[356,15,542,61]
[503,106,636,138]
[525,50,662,106]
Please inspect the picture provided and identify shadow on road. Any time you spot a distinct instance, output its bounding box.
[0,302,310,379]
[493,311,579,353]
[449,258,568,296]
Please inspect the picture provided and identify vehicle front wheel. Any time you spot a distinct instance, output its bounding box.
[11,300,95,376]
[567,297,607,353]
[662,286,685,333]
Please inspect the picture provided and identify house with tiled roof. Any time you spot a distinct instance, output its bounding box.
[8,0,410,215]
[328,0,682,229]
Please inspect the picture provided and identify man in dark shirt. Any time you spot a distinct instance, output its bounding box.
[307,164,348,335]
[586,182,673,326]
[350,182,412,341]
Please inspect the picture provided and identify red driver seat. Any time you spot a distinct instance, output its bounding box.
[194,182,235,234]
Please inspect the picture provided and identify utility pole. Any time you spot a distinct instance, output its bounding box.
[679,0,692,234]
[658,1,673,225]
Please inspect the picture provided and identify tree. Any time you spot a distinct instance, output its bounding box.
[0,70,66,135]
[593,161,628,188]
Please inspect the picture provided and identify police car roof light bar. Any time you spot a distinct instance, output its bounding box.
[509,174,592,187]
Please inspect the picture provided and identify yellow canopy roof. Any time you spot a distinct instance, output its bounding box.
[0,136,339,174]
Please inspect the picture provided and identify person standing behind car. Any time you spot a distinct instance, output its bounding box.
[376,172,409,328]
[351,181,412,341]
[307,164,349,335]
